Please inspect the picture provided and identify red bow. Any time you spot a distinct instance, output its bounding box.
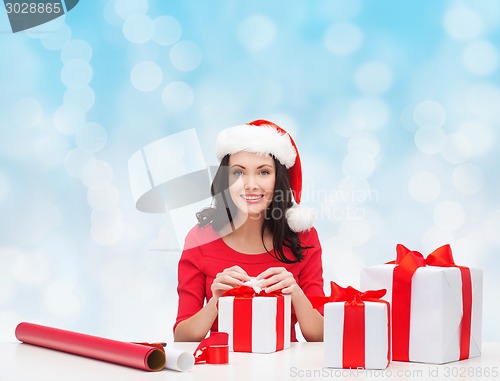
[221,285,283,298]
[389,244,472,362]
[311,281,386,309]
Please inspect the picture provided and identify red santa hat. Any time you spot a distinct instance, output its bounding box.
[215,119,315,232]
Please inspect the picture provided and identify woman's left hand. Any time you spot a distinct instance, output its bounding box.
[256,267,300,296]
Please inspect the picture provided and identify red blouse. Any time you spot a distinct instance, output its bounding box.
[174,224,324,342]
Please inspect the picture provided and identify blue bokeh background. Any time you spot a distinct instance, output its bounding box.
[1,0,499,343]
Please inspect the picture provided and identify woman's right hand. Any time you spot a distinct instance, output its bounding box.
[211,265,250,300]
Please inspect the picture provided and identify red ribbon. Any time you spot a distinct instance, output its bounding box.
[193,332,229,364]
[311,281,390,369]
[389,244,472,361]
[220,286,285,352]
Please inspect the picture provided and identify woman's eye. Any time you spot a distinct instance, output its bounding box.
[259,170,270,175]
[232,170,243,177]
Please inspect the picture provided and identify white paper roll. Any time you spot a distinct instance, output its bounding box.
[164,347,195,372]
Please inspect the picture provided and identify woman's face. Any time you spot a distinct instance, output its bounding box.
[228,151,276,220]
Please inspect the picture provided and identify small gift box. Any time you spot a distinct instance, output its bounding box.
[218,285,291,353]
[360,244,483,364]
[311,281,390,369]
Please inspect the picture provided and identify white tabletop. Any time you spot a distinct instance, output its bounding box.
[1,341,499,381]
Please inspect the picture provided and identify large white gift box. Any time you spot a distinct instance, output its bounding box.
[360,244,482,364]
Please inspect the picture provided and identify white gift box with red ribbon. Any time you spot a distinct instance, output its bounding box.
[312,282,390,369]
[218,286,291,353]
[360,244,483,364]
[325,301,390,369]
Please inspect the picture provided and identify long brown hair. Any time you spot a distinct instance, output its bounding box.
[196,154,311,263]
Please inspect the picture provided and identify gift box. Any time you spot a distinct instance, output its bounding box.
[218,286,291,353]
[311,282,390,369]
[360,244,483,364]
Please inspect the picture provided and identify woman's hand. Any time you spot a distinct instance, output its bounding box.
[256,267,299,296]
[211,265,251,300]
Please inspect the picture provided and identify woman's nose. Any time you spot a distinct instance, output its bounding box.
[244,175,258,190]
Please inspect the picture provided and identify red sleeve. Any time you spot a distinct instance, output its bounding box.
[297,227,325,315]
[173,227,207,333]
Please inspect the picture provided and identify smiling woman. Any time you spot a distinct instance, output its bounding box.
[173,120,324,343]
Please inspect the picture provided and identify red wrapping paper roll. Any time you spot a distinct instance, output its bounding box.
[15,322,166,371]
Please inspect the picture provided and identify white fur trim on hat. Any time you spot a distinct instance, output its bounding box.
[216,124,297,168]
[286,203,315,232]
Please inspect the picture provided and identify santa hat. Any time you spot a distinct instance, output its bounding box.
[215,119,315,232]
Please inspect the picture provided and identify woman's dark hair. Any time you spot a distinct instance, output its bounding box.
[196,154,311,263]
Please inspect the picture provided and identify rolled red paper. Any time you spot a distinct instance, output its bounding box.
[15,322,166,371]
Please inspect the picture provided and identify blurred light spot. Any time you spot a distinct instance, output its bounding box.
[350,97,389,130]
[54,104,86,134]
[91,208,124,246]
[348,133,380,158]
[342,152,376,178]
[123,14,154,44]
[0,277,12,305]
[464,83,500,124]
[42,280,81,317]
[237,15,277,51]
[61,59,93,89]
[456,119,493,155]
[433,200,465,230]
[318,0,363,21]
[408,171,441,203]
[452,163,484,194]
[22,202,62,243]
[130,61,163,92]
[87,183,120,209]
[128,269,167,301]
[483,210,500,245]
[162,81,194,112]
[91,206,124,225]
[339,218,371,246]
[462,40,499,76]
[103,0,122,26]
[336,177,373,206]
[63,148,93,178]
[115,0,148,20]
[40,23,72,50]
[76,122,108,153]
[170,40,202,71]
[33,135,70,168]
[153,15,182,46]
[61,39,93,63]
[12,251,50,286]
[332,114,364,137]
[414,126,447,155]
[12,97,43,128]
[81,159,114,188]
[324,22,363,56]
[0,171,11,202]
[413,100,446,127]
[422,226,454,253]
[63,86,96,112]
[354,61,393,95]
[444,5,483,42]
[441,133,471,164]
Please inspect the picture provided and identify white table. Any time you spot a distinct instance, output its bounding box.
[1,342,499,381]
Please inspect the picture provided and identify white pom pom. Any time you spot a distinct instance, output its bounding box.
[285,204,315,232]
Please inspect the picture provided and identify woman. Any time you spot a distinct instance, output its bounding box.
[174,119,324,342]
